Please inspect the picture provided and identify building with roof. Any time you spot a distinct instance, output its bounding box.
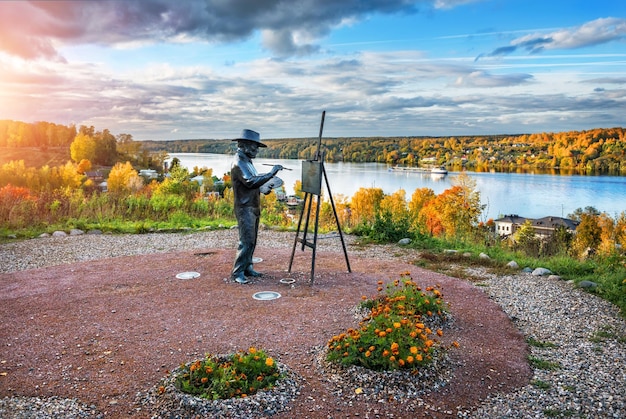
[494,214,578,238]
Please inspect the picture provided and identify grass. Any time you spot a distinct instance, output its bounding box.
[528,355,561,371]
[531,379,551,390]
[406,239,626,318]
[527,337,559,349]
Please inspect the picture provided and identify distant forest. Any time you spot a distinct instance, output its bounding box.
[139,127,626,174]
[1,119,625,174]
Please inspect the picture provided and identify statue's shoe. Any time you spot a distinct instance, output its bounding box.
[245,269,263,277]
[232,274,250,284]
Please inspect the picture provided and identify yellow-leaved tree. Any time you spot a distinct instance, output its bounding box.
[70,133,97,163]
[107,162,141,195]
[349,187,383,227]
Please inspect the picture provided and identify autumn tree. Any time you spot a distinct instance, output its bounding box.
[70,133,97,163]
[408,187,435,233]
[77,159,92,174]
[349,187,384,227]
[571,211,602,258]
[107,162,141,195]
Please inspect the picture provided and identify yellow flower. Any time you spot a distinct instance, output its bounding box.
[265,357,274,367]
[249,347,257,354]
[393,322,401,329]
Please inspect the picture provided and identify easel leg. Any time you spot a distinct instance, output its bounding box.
[288,193,309,273]
[322,164,351,272]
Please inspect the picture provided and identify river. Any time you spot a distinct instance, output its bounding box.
[169,153,626,221]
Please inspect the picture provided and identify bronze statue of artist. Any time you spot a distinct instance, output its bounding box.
[230,129,284,284]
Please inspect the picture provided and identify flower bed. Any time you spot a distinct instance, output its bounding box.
[142,350,301,418]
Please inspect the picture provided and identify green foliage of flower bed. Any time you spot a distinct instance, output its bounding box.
[174,347,282,400]
[327,274,457,371]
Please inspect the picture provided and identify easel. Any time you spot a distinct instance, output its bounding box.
[288,111,351,283]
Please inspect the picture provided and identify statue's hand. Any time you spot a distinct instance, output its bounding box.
[271,165,284,175]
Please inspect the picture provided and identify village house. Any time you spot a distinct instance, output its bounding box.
[494,214,579,238]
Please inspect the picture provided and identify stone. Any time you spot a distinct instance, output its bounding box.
[52,231,67,237]
[506,260,519,269]
[86,229,103,235]
[398,238,411,245]
[522,267,533,273]
[479,252,490,260]
[548,274,562,281]
[531,267,552,276]
[578,280,598,289]
[443,249,458,255]
[39,233,50,238]
[70,229,85,236]
[462,252,472,257]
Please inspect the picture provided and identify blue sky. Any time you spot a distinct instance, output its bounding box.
[0,0,624,140]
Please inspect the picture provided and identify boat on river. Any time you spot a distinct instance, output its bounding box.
[389,166,448,175]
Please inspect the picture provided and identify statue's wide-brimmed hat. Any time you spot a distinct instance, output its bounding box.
[233,129,267,147]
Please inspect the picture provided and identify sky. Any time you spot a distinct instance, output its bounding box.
[0,0,625,141]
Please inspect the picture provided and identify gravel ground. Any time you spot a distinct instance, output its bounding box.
[1,229,625,418]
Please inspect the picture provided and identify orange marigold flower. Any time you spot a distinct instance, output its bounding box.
[365,351,371,358]
[249,347,257,354]
[425,340,434,347]
[386,327,393,333]
[343,352,349,357]
[452,341,460,348]
[361,295,367,300]
[393,322,401,329]
[391,342,399,351]
[398,359,405,366]
[389,356,396,362]
[265,357,274,367]
[378,331,386,337]
[201,377,208,384]
[369,346,376,351]
[426,311,433,316]
[377,280,383,285]
[410,346,418,354]
[382,350,390,357]
[407,355,414,363]
[437,329,444,337]
[409,331,417,338]
[416,354,423,362]
[377,287,383,292]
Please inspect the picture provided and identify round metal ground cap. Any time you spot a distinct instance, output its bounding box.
[252,291,281,301]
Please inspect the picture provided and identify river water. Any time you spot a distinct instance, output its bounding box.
[169,153,626,221]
